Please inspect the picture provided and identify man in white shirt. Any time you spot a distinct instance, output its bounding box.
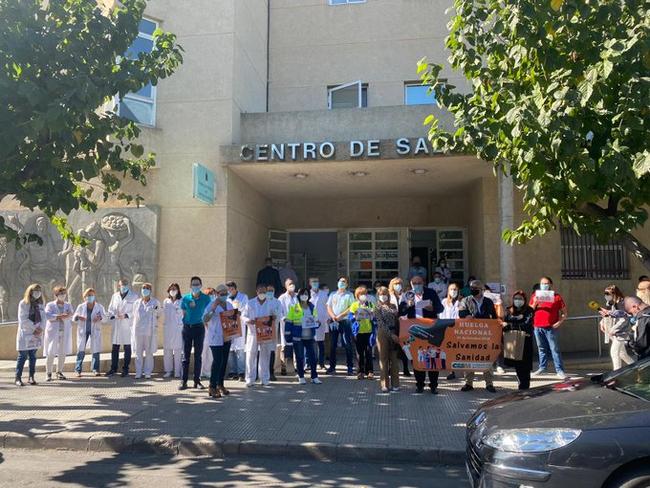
[326,276,356,376]
[427,272,448,301]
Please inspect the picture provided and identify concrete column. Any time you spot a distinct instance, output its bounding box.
[499,170,516,296]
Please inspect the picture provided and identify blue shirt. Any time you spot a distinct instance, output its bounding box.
[181,292,211,326]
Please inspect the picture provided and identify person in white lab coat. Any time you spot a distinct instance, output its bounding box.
[163,283,184,378]
[226,281,248,381]
[277,278,298,377]
[200,287,217,379]
[106,279,139,377]
[15,284,45,386]
[202,284,235,398]
[131,283,160,379]
[43,286,74,381]
[242,283,278,387]
[309,277,329,370]
[427,272,448,301]
[73,288,107,377]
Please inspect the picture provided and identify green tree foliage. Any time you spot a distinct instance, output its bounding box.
[419,0,650,268]
[0,0,183,245]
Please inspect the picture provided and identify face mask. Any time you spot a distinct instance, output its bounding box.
[434,277,441,284]
[300,294,309,302]
[142,289,151,297]
[120,286,129,294]
[310,282,319,290]
[287,284,296,293]
[169,289,178,298]
[338,281,347,290]
[450,289,458,298]
[540,283,550,291]
[412,284,424,294]
[513,298,525,308]
[323,289,329,295]
[191,285,202,294]
[218,295,227,303]
[86,295,96,304]
[394,284,402,293]
[258,292,267,300]
[471,288,481,297]
[209,295,217,302]
[229,292,237,299]
[57,294,67,301]
[359,294,367,302]
[378,295,389,303]
[32,290,42,300]
[604,294,613,303]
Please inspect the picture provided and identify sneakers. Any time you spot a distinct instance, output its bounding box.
[93,371,101,377]
[391,386,400,392]
[486,384,497,393]
[76,372,82,378]
[446,371,456,380]
[15,379,24,387]
[145,374,152,379]
[430,386,438,395]
[298,377,307,385]
[415,386,424,394]
[532,368,546,376]
[325,369,336,375]
[262,381,271,386]
[270,374,278,382]
[246,382,255,387]
[460,384,474,392]
[105,370,116,377]
[46,373,52,382]
[56,372,67,380]
[556,371,567,380]
[381,387,389,393]
[312,378,322,384]
[208,387,221,398]
[194,381,206,390]
[367,372,375,380]
[178,382,188,391]
[238,374,245,382]
[120,371,128,378]
[280,366,287,376]
[218,386,230,396]
[495,366,505,375]
[134,374,142,379]
[28,377,37,385]
[357,372,364,380]
[163,372,172,378]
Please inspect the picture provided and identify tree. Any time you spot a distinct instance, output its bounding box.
[0,0,183,245]
[418,0,650,269]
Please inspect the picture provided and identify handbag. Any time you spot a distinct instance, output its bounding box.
[503,328,526,361]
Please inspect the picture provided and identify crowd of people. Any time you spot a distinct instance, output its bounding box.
[13,256,650,399]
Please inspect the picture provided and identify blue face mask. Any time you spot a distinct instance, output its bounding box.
[120,286,129,294]
[142,289,151,297]
[338,281,347,290]
[413,284,424,294]
[540,283,550,291]
[266,291,274,299]
[191,285,202,294]
[86,295,96,304]
[209,295,217,302]
[311,282,319,290]
[218,295,227,303]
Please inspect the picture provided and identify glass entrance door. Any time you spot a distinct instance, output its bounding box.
[348,230,400,288]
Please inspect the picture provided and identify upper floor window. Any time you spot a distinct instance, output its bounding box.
[117,18,158,127]
[404,82,437,105]
[560,227,629,280]
[328,81,368,109]
[329,0,366,5]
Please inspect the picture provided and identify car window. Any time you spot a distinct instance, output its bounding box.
[606,360,650,401]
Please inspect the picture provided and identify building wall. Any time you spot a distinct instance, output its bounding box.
[269,0,468,112]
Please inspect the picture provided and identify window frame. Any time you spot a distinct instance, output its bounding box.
[116,18,158,127]
[328,0,367,5]
[327,80,367,109]
[404,81,438,106]
[560,227,629,281]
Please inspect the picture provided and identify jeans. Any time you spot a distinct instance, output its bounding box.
[534,327,564,373]
[355,332,373,375]
[296,338,318,379]
[316,340,325,368]
[110,344,131,373]
[209,345,226,389]
[76,332,100,373]
[182,324,205,384]
[16,349,37,379]
[329,320,354,372]
[228,349,246,375]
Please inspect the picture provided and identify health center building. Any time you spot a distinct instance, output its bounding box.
[2,0,648,357]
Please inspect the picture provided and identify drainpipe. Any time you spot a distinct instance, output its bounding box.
[499,168,516,297]
[265,0,270,112]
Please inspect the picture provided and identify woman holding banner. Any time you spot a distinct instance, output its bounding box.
[202,284,234,398]
[502,291,534,390]
[242,283,277,387]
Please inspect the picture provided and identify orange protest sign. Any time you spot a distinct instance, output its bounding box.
[255,316,275,343]
[220,309,241,341]
[399,317,502,371]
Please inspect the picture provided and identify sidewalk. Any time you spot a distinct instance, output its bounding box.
[0,363,576,464]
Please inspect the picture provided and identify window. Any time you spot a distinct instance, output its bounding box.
[349,231,399,288]
[117,18,157,126]
[328,81,368,109]
[561,228,629,280]
[329,0,366,5]
[404,82,437,105]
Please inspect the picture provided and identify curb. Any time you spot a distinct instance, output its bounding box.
[0,431,465,465]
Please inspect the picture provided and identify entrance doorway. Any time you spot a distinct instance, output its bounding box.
[288,231,338,289]
[409,229,466,284]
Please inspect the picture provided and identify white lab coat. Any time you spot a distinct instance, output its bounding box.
[278,292,298,346]
[427,281,448,301]
[310,289,329,342]
[108,290,139,345]
[227,292,248,350]
[43,300,74,358]
[73,302,108,354]
[163,298,184,350]
[242,297,278,353]
[16,300,45,351]
[131,297,160,353]
[203,301,234,347]
[439,298,460,319]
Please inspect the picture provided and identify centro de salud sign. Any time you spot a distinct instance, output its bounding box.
[239,137,442,162]
[192,163,215,205]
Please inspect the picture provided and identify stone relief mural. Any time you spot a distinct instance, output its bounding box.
[0,207,158,322]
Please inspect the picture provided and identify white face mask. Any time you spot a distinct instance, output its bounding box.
[169,289,178,298]
[513,298,525,308]
[359,294,367,302]
[257,292,267,301]
[287,284,296,293]
[300,294,309,302]
[378,295,389,303]
[57,294,67,302]
[394,284,402,293]
[449,289,458,298]
[32,290,42,300]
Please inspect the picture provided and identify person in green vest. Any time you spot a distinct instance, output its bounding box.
[286,289,322,385]
[349,286,376,380]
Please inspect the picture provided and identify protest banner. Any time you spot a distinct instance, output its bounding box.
[399,317,502,371]
[255,316,275,343]
[220,309,242,341]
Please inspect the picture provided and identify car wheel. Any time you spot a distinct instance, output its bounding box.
[605,465,650,488]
